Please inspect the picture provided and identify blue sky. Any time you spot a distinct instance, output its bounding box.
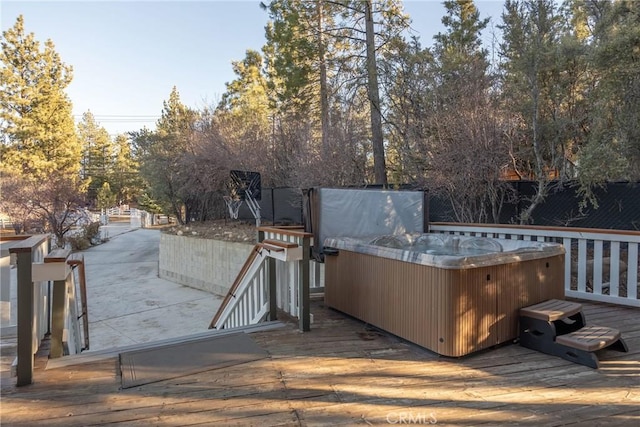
[1,1,505,135]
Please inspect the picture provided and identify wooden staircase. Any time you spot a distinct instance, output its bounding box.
[519,299,628,368]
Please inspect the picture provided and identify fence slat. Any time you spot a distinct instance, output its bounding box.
[593,240,603,295]
[609,242,620,297]
[627,243,638,301]
[563,238,572,294]
[577,239,587,293]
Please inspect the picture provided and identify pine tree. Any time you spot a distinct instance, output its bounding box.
[77,110,114,205]
[332,0,411,185]
[499,0,576,223]
[262,0,336,183]
[429,0,508,223]
[1,15,84,242]
[0,15,80,181]
[216,50,272,179]
[578,0,640,196]
[133,87,198,224]
[110,134,141,206]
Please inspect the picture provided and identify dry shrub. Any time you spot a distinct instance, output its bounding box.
[65,221,103,251]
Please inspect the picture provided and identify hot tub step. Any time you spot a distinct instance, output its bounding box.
[519,300,628,369]
[519,299,582,322]
[555,324,625,352]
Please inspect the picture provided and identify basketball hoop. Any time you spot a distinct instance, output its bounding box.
[228,170,262,227]
[223,196,243,220]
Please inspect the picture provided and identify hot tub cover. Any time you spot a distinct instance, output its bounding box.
[324,234,565,269]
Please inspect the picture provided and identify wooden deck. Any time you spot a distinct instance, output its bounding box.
[1,299,639,426]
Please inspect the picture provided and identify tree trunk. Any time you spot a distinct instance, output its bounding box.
[317,3,330,160]
[364,0,387,186]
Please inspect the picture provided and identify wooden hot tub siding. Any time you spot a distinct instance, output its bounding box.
[325,250,564,357]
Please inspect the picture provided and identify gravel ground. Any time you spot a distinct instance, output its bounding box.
[162,219,257,243]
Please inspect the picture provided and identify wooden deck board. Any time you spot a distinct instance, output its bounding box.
[1,300,639,426]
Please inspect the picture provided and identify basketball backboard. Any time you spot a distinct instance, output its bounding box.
[229,170,261,201]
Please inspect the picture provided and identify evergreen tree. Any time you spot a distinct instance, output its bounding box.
[96,182,116,210]
[1,15,81,180]
[262,0,336,184]
[499,0,578,223]
[1,15,84,242]
[578,0,640,201]
[77,110,114,205]
[333,0,411,185]
[429,0,508,223]
[110,134,141,206]
[133,87,198,224]
[381,36,435,184]
[216,50,272,180]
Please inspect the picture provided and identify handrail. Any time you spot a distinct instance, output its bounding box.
[209,245,263,329]
[9,234,50,386]
[430,223,639,308]
[39,249,83,358]
[257,226,312,238]
[211,226,314,333]
[8,236,90,385]
[259,227,312,332]
[1,237,30,327]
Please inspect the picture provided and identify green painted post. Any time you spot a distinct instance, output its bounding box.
[15,250,34,386]
[268,257,277,321]
[298,235,311,332]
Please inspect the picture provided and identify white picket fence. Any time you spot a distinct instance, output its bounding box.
[430,223,640,307]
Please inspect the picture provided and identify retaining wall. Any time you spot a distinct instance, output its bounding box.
[159,233,253,296]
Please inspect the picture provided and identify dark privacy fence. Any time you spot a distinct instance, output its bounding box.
[237,187,303,224]
[430,181,640,230]
[237,182,640,231]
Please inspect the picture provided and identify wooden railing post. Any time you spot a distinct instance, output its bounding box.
[15,249,34,386]
[268,257,277,321]
[298,235,311,332]
[49,278,67,358]
[259,228,278,322]
[10,235,50,386]
[39,248,72,358]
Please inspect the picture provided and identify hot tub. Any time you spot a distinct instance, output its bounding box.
[324,234,565,357]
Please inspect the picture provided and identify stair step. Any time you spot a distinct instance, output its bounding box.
[556,324,621,352]
[520,299,582,321]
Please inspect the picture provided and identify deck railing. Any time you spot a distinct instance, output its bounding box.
[8,236,88,386]
[260,227,322,325]
[8,235,50,386]
[210,246,270,330]
[429,223,640,308]
[211,227,315,332]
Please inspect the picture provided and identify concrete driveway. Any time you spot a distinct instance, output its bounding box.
[84,222,223,350]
